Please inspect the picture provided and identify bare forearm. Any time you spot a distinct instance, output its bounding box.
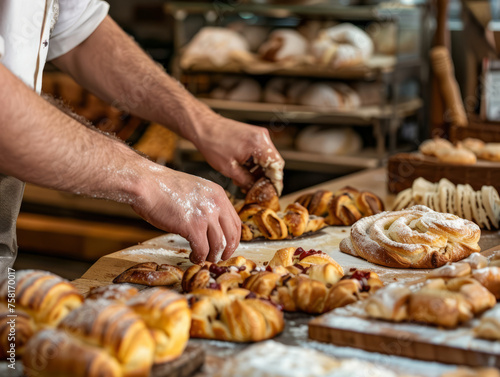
[52,16,212,146]
[0,62,150,203]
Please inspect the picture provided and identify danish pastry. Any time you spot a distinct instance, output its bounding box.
[340,205,481,268]
[113,262,183,286]
[188,288,284,342]
[23,300,155,377]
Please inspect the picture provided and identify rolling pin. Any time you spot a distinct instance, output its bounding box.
[430,46,469,127]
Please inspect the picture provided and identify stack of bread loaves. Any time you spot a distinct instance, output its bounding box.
[393,177,500,229]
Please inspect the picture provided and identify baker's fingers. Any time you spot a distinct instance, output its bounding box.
[206,223,226,263]
[188,229,210,264]
[219,212,240,261]
[226,160,256,192]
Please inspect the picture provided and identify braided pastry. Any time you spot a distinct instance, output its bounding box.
[295,190,333,216]
[244,177,280,212]
[23,300,155,377]
[0,270,83,358]
[113,262,183,286]
[340,205,481,268]
[182,256,256,293]
[188,287,284,342]
[127,288,191,363]
[240,203,327,241]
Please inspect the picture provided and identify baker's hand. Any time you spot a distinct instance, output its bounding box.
[131,166,241,263]
[193,114,285,195]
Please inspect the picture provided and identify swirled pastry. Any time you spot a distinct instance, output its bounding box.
[188,288,284,342]
[113,262,183,286]
[340,205,481,268]
[23,300,155,377]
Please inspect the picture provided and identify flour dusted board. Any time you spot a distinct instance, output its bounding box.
[308,245,500,367]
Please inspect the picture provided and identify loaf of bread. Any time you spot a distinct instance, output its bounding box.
[340,205,481,268]
[23,300,155,377]
[189,287,284,342]
[258,29,308,63]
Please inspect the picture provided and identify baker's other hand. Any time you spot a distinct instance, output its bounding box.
[131,165,241,264]
[193,114,285,195]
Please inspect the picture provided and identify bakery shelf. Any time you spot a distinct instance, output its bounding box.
[181,55,398,81]
[198,97,423,125]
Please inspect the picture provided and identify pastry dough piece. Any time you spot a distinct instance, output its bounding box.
[113,262,183,287]
[475,305,500,341]
[244,177,280,212]
[482,185,500,229]
[419,137,454,157]
[478,143,500,161]
[408,288,473,328]
[453,279,496,315]
[295,189,333,217]
[364,284,411,322]
[472,267,500,299]
[258,29,308,62]
[127,288,190,363]
[182,256,256,293]
[340,205,481,268]
[327,187,384,226]
[24,300,156,377]
[188,288,284,342]
[392,188,414,211]
[86,284,139,303]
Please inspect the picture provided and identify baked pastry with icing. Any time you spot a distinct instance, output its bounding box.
[188,288,284,342]
[113,262,183,286]
[23,300,155,377]
[340,205,481,268]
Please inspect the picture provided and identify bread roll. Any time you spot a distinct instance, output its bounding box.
[295,126,362,155]
[259,29,308,62]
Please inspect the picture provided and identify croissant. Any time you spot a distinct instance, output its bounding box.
[188,287,284,342]
[340,205,481,268]
[127,288,191,363]
[182,256,256,292]
[113,262,183,286]
[23,300,155,377]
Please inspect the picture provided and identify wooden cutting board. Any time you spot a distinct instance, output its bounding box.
[308,245,500,368]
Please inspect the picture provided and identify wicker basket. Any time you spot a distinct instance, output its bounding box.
[387,153,500,194]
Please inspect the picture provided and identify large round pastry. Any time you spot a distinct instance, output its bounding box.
[339,205,481,268]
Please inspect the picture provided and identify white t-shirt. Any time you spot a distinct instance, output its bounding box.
[0,0,109,276]
[0,0,109,92]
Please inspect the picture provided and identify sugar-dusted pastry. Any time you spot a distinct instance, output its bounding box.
[472,267,500,299]
[127,288,191,363]
[86,284,139,303]
[364,283,411,322]
[189,288,284,342]
[113,262,183,287]
[23,300,155,377]
[461,252,489,270]
[475,305,500,341]
[452,278,496,315]
[340,205,481,268]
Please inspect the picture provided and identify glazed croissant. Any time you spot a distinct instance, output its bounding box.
[296,186,384,226]
[113,262,184,287]
[86,285,191,364]
[182,256,256,293]
[0,270,83,358]
[23,300,155,377]
[240,202,327,241]
[340,205,481,268]
[188,287,284,342]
